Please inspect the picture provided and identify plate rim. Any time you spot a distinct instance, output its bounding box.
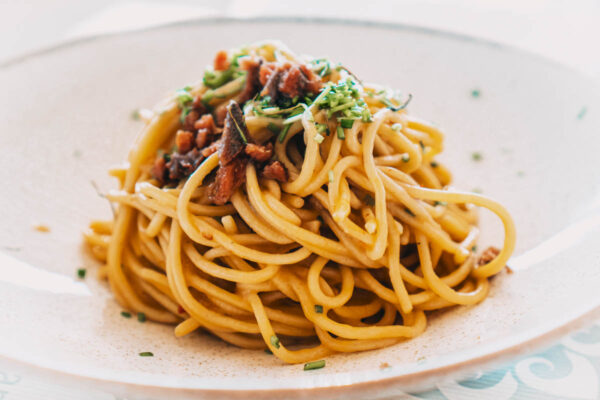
[1,15,599,397]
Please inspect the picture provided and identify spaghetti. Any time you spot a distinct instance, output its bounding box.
[85,42,516,364]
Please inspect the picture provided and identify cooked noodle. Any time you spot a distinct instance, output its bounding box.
[85,41,516,364]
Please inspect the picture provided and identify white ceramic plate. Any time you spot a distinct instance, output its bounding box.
[1,17,600,400]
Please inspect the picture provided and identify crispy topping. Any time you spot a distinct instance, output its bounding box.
[175,130,195,154]
[478,246,500,265]
[208,157,247,205]
[262,160,288,182]
[219,101,248,165]
[245,142,273,162]
[213,50,230,71]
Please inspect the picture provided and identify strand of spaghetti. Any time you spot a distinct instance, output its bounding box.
[293,276,427,340]
[362,109,390,260]
[402,186,516,278]
[248,293,333,363]
[314,202,383,268]
[282,110,322,194]
[315,327,399,353]
[388,203,469,261]
[296,134,343,197]
[183,242,280,283]
[307,257,354,308]
[415,231,489,305]
[387,214,413,314]
[177,154,313,265]
[165,219,262,333]
[245,164,364,267]
[333,296,384,319]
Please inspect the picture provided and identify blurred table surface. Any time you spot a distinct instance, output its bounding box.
[1,1,600,399]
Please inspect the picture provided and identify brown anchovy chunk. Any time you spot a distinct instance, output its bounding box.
[245,142,273,162]
[261,160,288,182]
[478,246,500,265]
[219,100,248,165]
[208,156,247,205]
[167,148,204,181]
[214,58,263,126]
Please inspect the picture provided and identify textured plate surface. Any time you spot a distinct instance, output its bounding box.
[1,17,599,399]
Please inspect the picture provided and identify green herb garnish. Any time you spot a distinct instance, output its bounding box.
[304,360,326,371]
[264,349,273,355]
[137,312,146,323]
[577,107,587,120]
[382,94,412,112]
[270,335,280,349]
[121,311,132,318]
[401,154,410,163]
[472,152,483,161]
[471,89,481,98]
[76,268,86,279]
[139,352,153,357]
[227,107,248,144]
[336,125,345,140]
[419,141,425,151]
[278,124,292,143]
[267,122,280,134]
[315,305,323,314]
[131,109,141,121]
[471,245,478,252]
[314,133,325,144]
[340,119,354,129]
[433,201,447,206]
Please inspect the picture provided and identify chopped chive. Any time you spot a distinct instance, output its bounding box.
[419,141,425,151]
[270,335,280,349]
[183,85,192,92]
[316,123,329,135]
[391,123,402,131]
[264,348,273,355]
[278,124,291,143]
[401,154,410,163]
[336,125,345,140]
[314,305,324,314]
[175,89,194,107]
[433,201,447,206]
[471,89,481,98]
[328,170,334,183]
[471,152,483,161]
[76,268,86,279]
[404,207,415,217]
[471,245,478,252]
[430,161,439,168]
[314,133,324,144]
[364,194,375,207]
[139,352,153,357]
[340,119,354,129]
[131,109,141,121]
[137,312,146,323]
[227,107,247,144]
[472,188,483,194]
[304,360,326,371]
[121,311,132,318]
[267,122,280,134]
[577,106,587,120]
